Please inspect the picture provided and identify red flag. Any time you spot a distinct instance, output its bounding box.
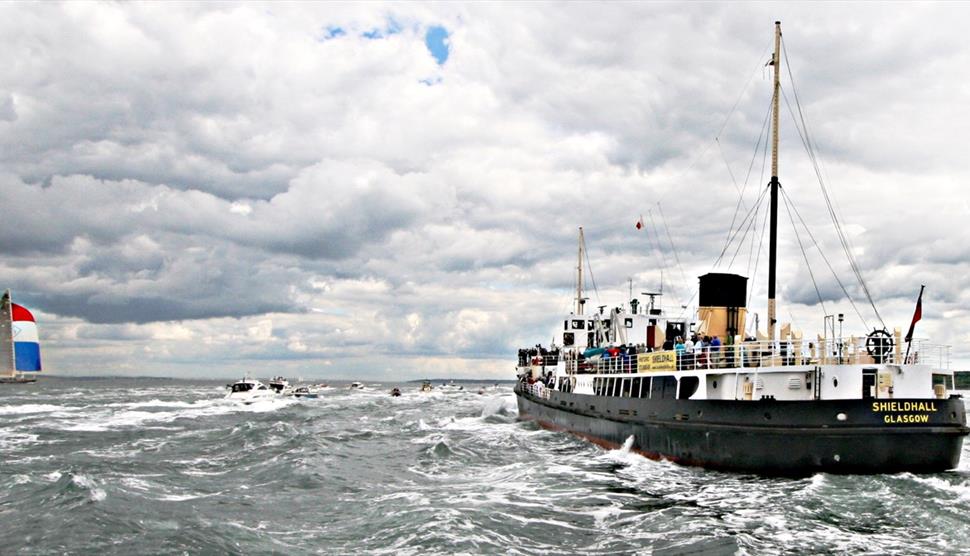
[904,285,924,343]
[635,215,643,230]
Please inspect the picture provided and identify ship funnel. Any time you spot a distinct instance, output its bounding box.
[697,273,747,341]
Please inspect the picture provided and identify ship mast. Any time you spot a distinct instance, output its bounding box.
[767,21,782,342]
[576,227,585,315]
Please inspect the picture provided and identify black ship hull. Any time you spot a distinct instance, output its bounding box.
[515,385,969,476]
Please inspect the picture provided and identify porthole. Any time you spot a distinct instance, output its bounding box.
[712,380,718,389]
[763,412,771,420]
[836,413,847,421]
[832,377,839,388]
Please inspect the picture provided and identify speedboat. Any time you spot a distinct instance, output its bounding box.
[292,386,319,399]
[349,381,364,389]
[225,377,275,403]
[268,376,290,394]
[420,380,433,392]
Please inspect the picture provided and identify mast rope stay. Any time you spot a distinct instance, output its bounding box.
[781,187,871,330]
[780,37,886,331]
[581,232,601,309]
[781,189,829,318]
[656,202,690,308]
[719,99,774,263]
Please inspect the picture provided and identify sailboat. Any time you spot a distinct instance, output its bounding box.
[513,22,968,475]
[1,289,42,384]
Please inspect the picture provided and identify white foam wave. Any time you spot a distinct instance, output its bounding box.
[907,474,970,502]
[55,396,296,432]
[0,429,41,450]
[71,474,106,502]
[0,403,74,415]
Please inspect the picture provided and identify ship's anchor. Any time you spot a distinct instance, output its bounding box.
[865,329,894,363]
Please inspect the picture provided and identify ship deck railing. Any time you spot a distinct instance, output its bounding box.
[523,382,552,400]
[560,337,951,375]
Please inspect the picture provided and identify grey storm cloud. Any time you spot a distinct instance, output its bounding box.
[2,2,969,377]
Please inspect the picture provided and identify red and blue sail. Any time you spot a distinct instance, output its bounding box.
[12,303,41,372]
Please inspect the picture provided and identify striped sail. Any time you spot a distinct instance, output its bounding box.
[1,290,42,376]
[12,303,41,372]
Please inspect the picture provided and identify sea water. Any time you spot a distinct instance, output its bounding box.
[1,377,968,555]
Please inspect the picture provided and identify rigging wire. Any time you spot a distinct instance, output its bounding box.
[781,190,828,317]
[581,232,601,309]
[728,186,768,269]
[781,37,886,330]
[656,202,690,307]
[652,42,773,208]
[646,210,674,297]
[746,186,772,313]
[781,187,871,330]
[747,124,773,278]
[720,99,774,255]
[712,183,771,268]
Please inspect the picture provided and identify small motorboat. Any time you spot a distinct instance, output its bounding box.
[292,386,318,399]
[390,387,402,397]
[225,377,276,403]
[349,381,364,389]
[420,380,433,392]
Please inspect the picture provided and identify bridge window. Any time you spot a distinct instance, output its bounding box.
[563,333,574,346]
[625,318,634,328]
[572,320,585,330]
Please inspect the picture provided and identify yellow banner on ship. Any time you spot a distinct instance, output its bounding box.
[637,350,677,372]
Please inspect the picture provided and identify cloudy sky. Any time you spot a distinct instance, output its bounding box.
[2,2,969,380]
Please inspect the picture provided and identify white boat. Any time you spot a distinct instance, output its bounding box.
[1,290,41,384]
[225,377,275,402]
[291,386,319,399]
[349,381,364,389]
[268,376,290,394]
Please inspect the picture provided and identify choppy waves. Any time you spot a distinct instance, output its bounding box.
[1,378,968,555]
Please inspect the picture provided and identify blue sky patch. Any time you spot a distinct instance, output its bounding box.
[320,26,345,40]
[425,26,449,65]
[362,18,403,40]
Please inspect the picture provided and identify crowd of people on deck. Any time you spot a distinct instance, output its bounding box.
[673,334,724,370]
[519,331,821,383]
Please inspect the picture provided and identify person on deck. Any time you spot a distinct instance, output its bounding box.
[674,336,686,370]
[711,335,722,368]
[685,335,696,369]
